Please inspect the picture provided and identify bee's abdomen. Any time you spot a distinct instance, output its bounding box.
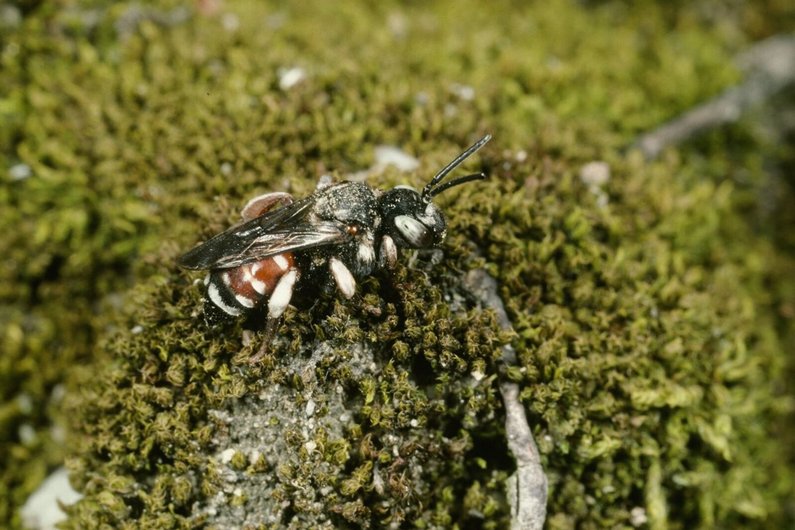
[204,253,295,320]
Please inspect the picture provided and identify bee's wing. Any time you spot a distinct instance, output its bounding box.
[177,196,348,270]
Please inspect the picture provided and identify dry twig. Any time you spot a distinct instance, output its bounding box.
[634,34,795,158]
[465,269,548,530]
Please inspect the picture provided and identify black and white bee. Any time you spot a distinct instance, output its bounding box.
[178,134,491,353]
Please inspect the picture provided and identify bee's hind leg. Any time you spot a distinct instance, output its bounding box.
[240,192,294,221]
[248,317,280,364]
[248,268,299,364]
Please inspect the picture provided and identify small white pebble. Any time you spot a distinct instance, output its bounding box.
[630,506,648,527]
[50,425,66,444]
[16,393,33,414]
[373,145,420,172]
[304,440,317,453]
[449,83,475,101]
[579,161,610,187]
[265,12,287,30]
[305,399,316,417]
[279,67,306,90]
[19,424,37,444]
[221,12,239,32]
[9,163,31,181]
[21,468,82,530]
[219,448,236,464]
[130,325,143,334]
[50,385,65,402]
[471,370,485,382]
[372,465,384,494]
[409,418,419,428]
[220,161,233,176]
[515,150,528,162]
[386,12,408,37]
[0,5,23,29]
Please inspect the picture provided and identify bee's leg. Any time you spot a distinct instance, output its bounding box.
[240,192,294,221]
[378,235,398,270]
[249,268,299,364]
[248,317,280,364]
[329,257,356,299]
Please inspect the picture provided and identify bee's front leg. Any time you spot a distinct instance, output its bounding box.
[329,257,356,299]
[378,235,398,270]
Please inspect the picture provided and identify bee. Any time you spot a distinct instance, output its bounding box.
[178,135,491,356]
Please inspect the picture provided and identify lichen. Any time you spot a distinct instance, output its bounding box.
[2,0,794,529]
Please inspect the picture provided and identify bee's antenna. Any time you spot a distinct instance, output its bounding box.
[422,134,492,201]
[428,172,486,198]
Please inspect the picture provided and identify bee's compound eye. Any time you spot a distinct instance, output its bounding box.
[394,215,431,248]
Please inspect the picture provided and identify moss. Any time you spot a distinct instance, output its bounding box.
[1,0,793,528]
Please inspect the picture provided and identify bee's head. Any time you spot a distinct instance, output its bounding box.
[377,134,491,249]
[378,186,446,248]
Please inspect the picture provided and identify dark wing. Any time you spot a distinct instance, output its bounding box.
[177,195,349,270]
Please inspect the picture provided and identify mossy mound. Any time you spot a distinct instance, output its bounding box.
[1,0,793,528]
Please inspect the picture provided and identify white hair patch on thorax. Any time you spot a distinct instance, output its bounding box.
[357,240,375,265]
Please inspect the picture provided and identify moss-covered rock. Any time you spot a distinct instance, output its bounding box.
[2,0,793,528]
